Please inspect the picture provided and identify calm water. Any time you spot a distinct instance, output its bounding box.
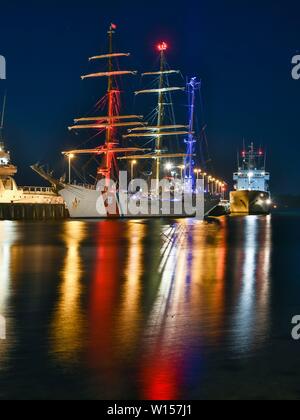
[0,213,300,400]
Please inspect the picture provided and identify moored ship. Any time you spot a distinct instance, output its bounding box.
[0,96,66,220]
[230,143,271,215]
[0,142,63,205]
[32,24,226,219]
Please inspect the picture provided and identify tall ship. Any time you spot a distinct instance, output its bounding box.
[32,24,225,218]
[230,143,271,215]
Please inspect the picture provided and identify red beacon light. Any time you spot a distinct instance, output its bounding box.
[259,149,264,156]
[157,42,168,52]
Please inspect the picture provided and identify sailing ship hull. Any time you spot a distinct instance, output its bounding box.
[230,190,271,215]
[59,185,220,219]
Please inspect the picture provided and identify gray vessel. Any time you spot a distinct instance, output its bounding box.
[230,143,271,215]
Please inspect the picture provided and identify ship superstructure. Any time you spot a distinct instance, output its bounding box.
[0,95,63,207]
[233,143,270,192]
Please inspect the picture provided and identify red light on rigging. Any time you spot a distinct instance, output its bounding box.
[157,42,168,52]
[111,23,117,30]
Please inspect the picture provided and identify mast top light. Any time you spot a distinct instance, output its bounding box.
[157,42,168,52]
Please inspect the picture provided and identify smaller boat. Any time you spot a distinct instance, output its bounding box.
[0,141,63,205]
[230,143,271,215]
[0,95,64,207]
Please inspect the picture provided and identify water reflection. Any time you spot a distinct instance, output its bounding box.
[0,222,19,368]
[140,219,228,399]
[0,222,13,313]
[50,221,87,364]
[0,215,274,399]
[88,221,125,396]
[117,221,146,355]
[231,216,272,354]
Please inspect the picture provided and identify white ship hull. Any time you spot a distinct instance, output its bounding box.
[59,184,218,219]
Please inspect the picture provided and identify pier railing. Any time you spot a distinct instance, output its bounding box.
[74,183,96,190]
[19,186,56,194]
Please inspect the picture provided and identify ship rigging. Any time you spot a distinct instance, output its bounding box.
[64,23,150,183]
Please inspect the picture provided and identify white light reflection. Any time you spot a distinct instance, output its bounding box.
[145,220,195,354]
[231,216,272,355]
[0,221,19,312]
[117,221,146,353]
[0,221,19,363]
[50,221,87,364]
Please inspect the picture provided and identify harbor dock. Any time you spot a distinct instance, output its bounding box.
[0,202,68,220]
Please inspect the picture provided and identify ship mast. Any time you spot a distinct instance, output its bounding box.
[119,42,194,193]
[0,93,7,142]
[184,78,200,189]
[155,43,166,191]
[63,24,150,184]
[105,24,114,181]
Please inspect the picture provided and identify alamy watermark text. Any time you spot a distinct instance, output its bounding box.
[0,315,6,340]
[0,55,6,80]
[292,315,300,340]
[292,55,300,80]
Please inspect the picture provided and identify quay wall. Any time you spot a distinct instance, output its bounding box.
[0,203,69,221]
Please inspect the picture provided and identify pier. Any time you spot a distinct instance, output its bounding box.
[0,203,68,221]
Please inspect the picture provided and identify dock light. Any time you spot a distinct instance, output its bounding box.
[194,168,201,179]
[178,165,185,180]
[165,162,173,171]
[266,199,272,205]
[130,160,137,180]
[248,171,254,178]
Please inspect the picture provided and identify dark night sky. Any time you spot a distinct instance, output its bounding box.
[0,0,299,193]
